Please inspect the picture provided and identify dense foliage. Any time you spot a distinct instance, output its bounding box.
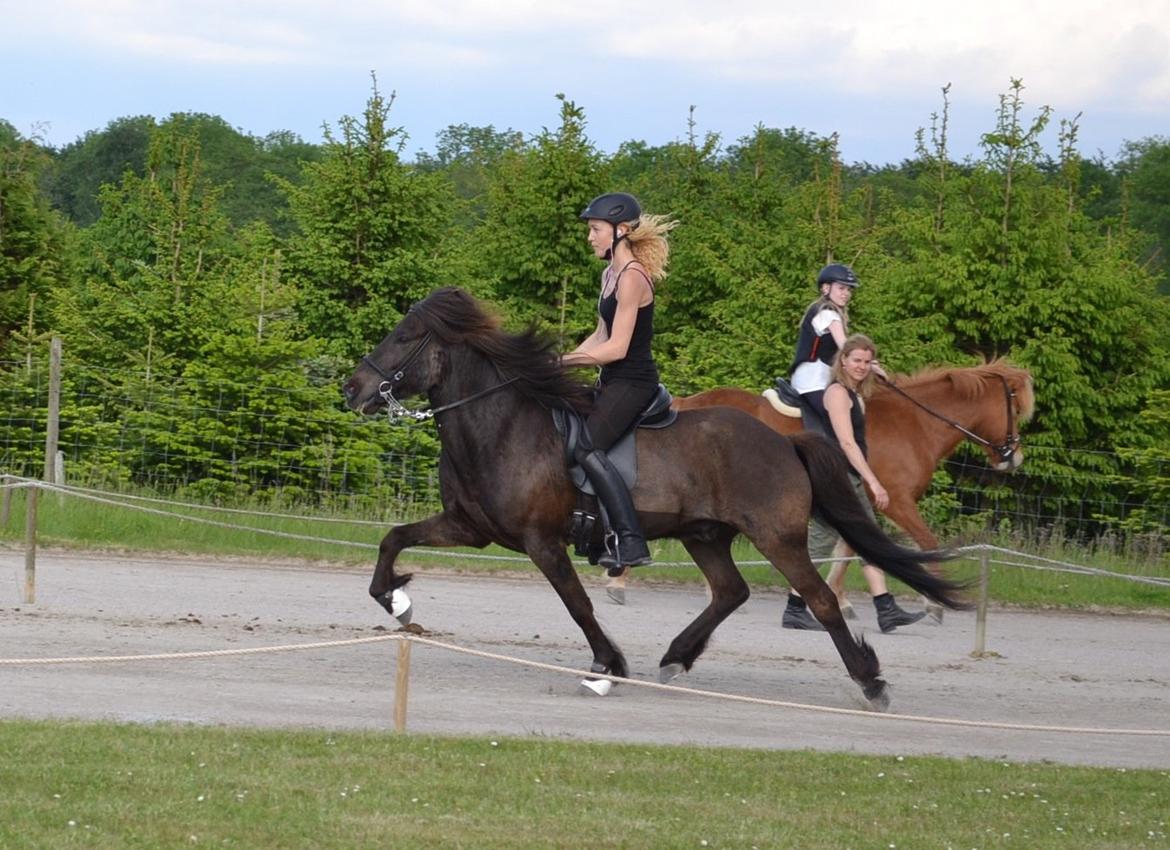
[2,79,1168,542]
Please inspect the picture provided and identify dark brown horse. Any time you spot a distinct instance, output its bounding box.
[672,364,1034,616]
[342,287,966,709]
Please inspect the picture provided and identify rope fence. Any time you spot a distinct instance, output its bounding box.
[4,474,1167,583]
[3,474,1167,741]
[1,631,1167,739]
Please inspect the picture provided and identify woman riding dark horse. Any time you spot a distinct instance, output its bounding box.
[343,287,967,709]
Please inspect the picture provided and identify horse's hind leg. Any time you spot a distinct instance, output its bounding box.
[659,529,750,682]
[755,531,889,710]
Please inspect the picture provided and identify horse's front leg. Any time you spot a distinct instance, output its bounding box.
[370,510,488,619]
[525,536,628,680]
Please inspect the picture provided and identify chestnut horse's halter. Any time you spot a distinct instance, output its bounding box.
[877,374,1021,464]
[360,329,518,422]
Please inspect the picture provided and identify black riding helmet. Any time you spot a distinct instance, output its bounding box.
[817,263,859,289]
[580,192,642,258]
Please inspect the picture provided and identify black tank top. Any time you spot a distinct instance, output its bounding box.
[598,263,659,386]
[824,384,868,460]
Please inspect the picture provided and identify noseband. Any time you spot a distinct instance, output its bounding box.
[879,374,1020,464]
[360,331,436,421]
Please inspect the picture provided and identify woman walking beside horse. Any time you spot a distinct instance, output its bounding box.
[783,335,928,633]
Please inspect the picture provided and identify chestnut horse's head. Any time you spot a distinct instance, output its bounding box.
[882,362,1035,472]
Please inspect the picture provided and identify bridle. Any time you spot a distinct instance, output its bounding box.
[359,329,518,422]
[877,373,1021,464]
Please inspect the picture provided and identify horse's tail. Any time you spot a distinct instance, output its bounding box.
[789,432,970,610]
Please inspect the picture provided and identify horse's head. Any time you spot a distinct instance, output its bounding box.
[879,362,1034,473]
[982,364,1034,472]
[342,308,443,417]
[944,363,1035,472]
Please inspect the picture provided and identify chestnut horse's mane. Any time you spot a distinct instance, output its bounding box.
[883,361,1035,422]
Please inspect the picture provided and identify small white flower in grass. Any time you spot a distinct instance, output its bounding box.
[479,763,486,768]
[53,794,61,799]
[411,798,419,803]
[897,756,904,761]
[700,841,708,847]
[490,741,498,747]
[67,821,76,827]
[877,772,885,778]
[197,795,205,802]
[535,778,542,784]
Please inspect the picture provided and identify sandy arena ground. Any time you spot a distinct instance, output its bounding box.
[2,548,1167,769]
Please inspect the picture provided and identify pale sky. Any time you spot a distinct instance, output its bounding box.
[4,0,1169,164]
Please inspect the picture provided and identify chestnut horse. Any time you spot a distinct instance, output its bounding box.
[343,287,965,709]
[672,363,1035,615]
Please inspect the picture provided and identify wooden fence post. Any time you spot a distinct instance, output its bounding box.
[973,547,990,655]
[1,475,11,529]
[43,337,62,505]
[394,639,412,732]
[23,484,38,604]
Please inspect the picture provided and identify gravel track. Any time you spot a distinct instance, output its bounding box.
[2,549,1167,769]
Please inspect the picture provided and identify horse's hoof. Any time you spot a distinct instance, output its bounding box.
[858,681,891,713]
[925,601,944,625]
[840,602,858,621]
[606,586,626,605]
[389,588,413,625]
[658,662,685,684]
[579,678,613,696]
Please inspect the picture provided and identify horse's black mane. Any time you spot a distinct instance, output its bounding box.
[412,287,594,412]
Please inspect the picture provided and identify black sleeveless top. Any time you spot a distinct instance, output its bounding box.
[824,384,868,460]
[598,263,659,386]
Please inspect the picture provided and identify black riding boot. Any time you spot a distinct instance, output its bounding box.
[577,449,651,574]
[874,593,927,633]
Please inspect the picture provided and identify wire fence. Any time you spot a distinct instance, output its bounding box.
[2,353,1169,551]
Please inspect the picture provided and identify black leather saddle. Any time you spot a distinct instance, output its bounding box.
[552,383,677,495]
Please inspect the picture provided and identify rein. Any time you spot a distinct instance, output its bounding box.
[360,330,520,422]
[877,374,1020,463]
[380,376,521,422]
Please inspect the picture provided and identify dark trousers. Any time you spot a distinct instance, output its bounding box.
[581,380,659,454]
[798,389,830,436]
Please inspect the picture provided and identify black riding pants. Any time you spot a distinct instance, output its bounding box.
[581,380,659,454]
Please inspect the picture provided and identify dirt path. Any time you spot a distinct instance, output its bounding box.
[2,549,1168,768]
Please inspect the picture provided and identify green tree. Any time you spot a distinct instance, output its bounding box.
[278,77,459,357]
[52,119,234,368]
[0,123,73,356]
[475,94,605,343]
[44,115,155,226]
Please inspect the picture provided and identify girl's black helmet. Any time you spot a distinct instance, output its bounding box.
[580,192,642,224]
[817,263,859,288]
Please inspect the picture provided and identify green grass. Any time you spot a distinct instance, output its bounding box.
[2,487,1168,611]
[0,719,1166,850]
